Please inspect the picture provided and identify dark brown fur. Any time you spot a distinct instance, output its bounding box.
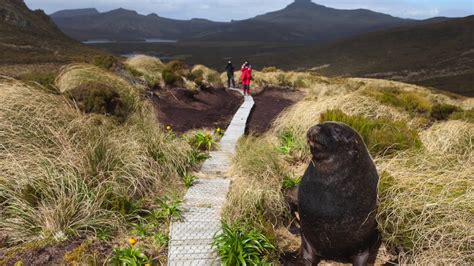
[298,122,379,265]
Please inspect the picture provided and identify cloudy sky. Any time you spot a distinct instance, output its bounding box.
[24,0,474,21]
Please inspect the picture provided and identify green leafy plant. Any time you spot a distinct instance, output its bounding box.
[153,232,169,248]
[277,130,296,155]
[190,149,210,166]
[190,132,216,151]
[152,197,183,221]
[213,223,276,265]
[183,173,197,188]
[131,221,153,238]
[282,174,301,189]
[110,246,149,266]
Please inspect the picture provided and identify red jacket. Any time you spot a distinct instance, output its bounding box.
[241,66,252,85]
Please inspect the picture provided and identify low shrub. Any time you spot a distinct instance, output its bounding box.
[320,109,422,156]
[162,68,183,88]
[166,60,187,73]
[67,83,131,122]
[430,103,460,120]
[92,55,118,70]
[213,223,276,265]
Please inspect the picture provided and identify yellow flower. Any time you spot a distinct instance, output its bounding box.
[145,264,151,266]
[128,237,137,246]
[166,125,172,131]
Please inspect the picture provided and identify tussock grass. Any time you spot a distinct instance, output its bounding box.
[421,120,473,157]
[320,109,422,156]
[57,64,144,119]
[227,74,473,263]
[224,137,287,227]
[125,55,165,87]
[376,149,473,264]
[0,77,193,255]
[192,65,223,88]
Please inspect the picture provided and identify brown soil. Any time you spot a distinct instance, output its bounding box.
[2,239,111,265]
[247,87,304,135]
[152,87,244,133]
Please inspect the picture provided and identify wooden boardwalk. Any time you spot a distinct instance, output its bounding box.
[168,90,254,265]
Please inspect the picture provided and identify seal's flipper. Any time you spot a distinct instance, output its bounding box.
[351,248,370,266]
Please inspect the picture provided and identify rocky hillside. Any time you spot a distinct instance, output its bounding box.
[0,0,102,64]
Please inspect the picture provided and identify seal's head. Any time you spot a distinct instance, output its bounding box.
[307,122,364,162]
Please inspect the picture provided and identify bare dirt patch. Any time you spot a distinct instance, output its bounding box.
[247,87,304,135]
[152,87,243,133]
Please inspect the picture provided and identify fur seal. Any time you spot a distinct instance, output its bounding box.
[298,122,379,266]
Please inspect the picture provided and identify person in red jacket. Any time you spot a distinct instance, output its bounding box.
[241,62,252,96]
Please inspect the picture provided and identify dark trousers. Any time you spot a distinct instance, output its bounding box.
[227,74,235,88]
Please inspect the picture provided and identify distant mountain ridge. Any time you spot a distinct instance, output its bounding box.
[50,0,448,43]
[0,0,102,64]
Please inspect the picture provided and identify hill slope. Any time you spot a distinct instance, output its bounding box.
[257,16,474,96]
[0,0,102,64]
[51,0,421,43]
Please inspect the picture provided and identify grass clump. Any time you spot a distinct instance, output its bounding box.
[376,148,473,264]
[224,137,287,235]
[192,65,223,88]
[365,87,432,116]
[449,109,474,123]
[18,70,58,93]
[213,223,276,265]
[125,55,165,87]
[261,66,280,73]
[162,68,183,88]
[320,109,422,156]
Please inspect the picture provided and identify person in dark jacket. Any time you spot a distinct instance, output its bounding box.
[225,61,235,88]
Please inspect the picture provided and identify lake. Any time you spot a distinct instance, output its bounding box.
[83,38,177,44]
